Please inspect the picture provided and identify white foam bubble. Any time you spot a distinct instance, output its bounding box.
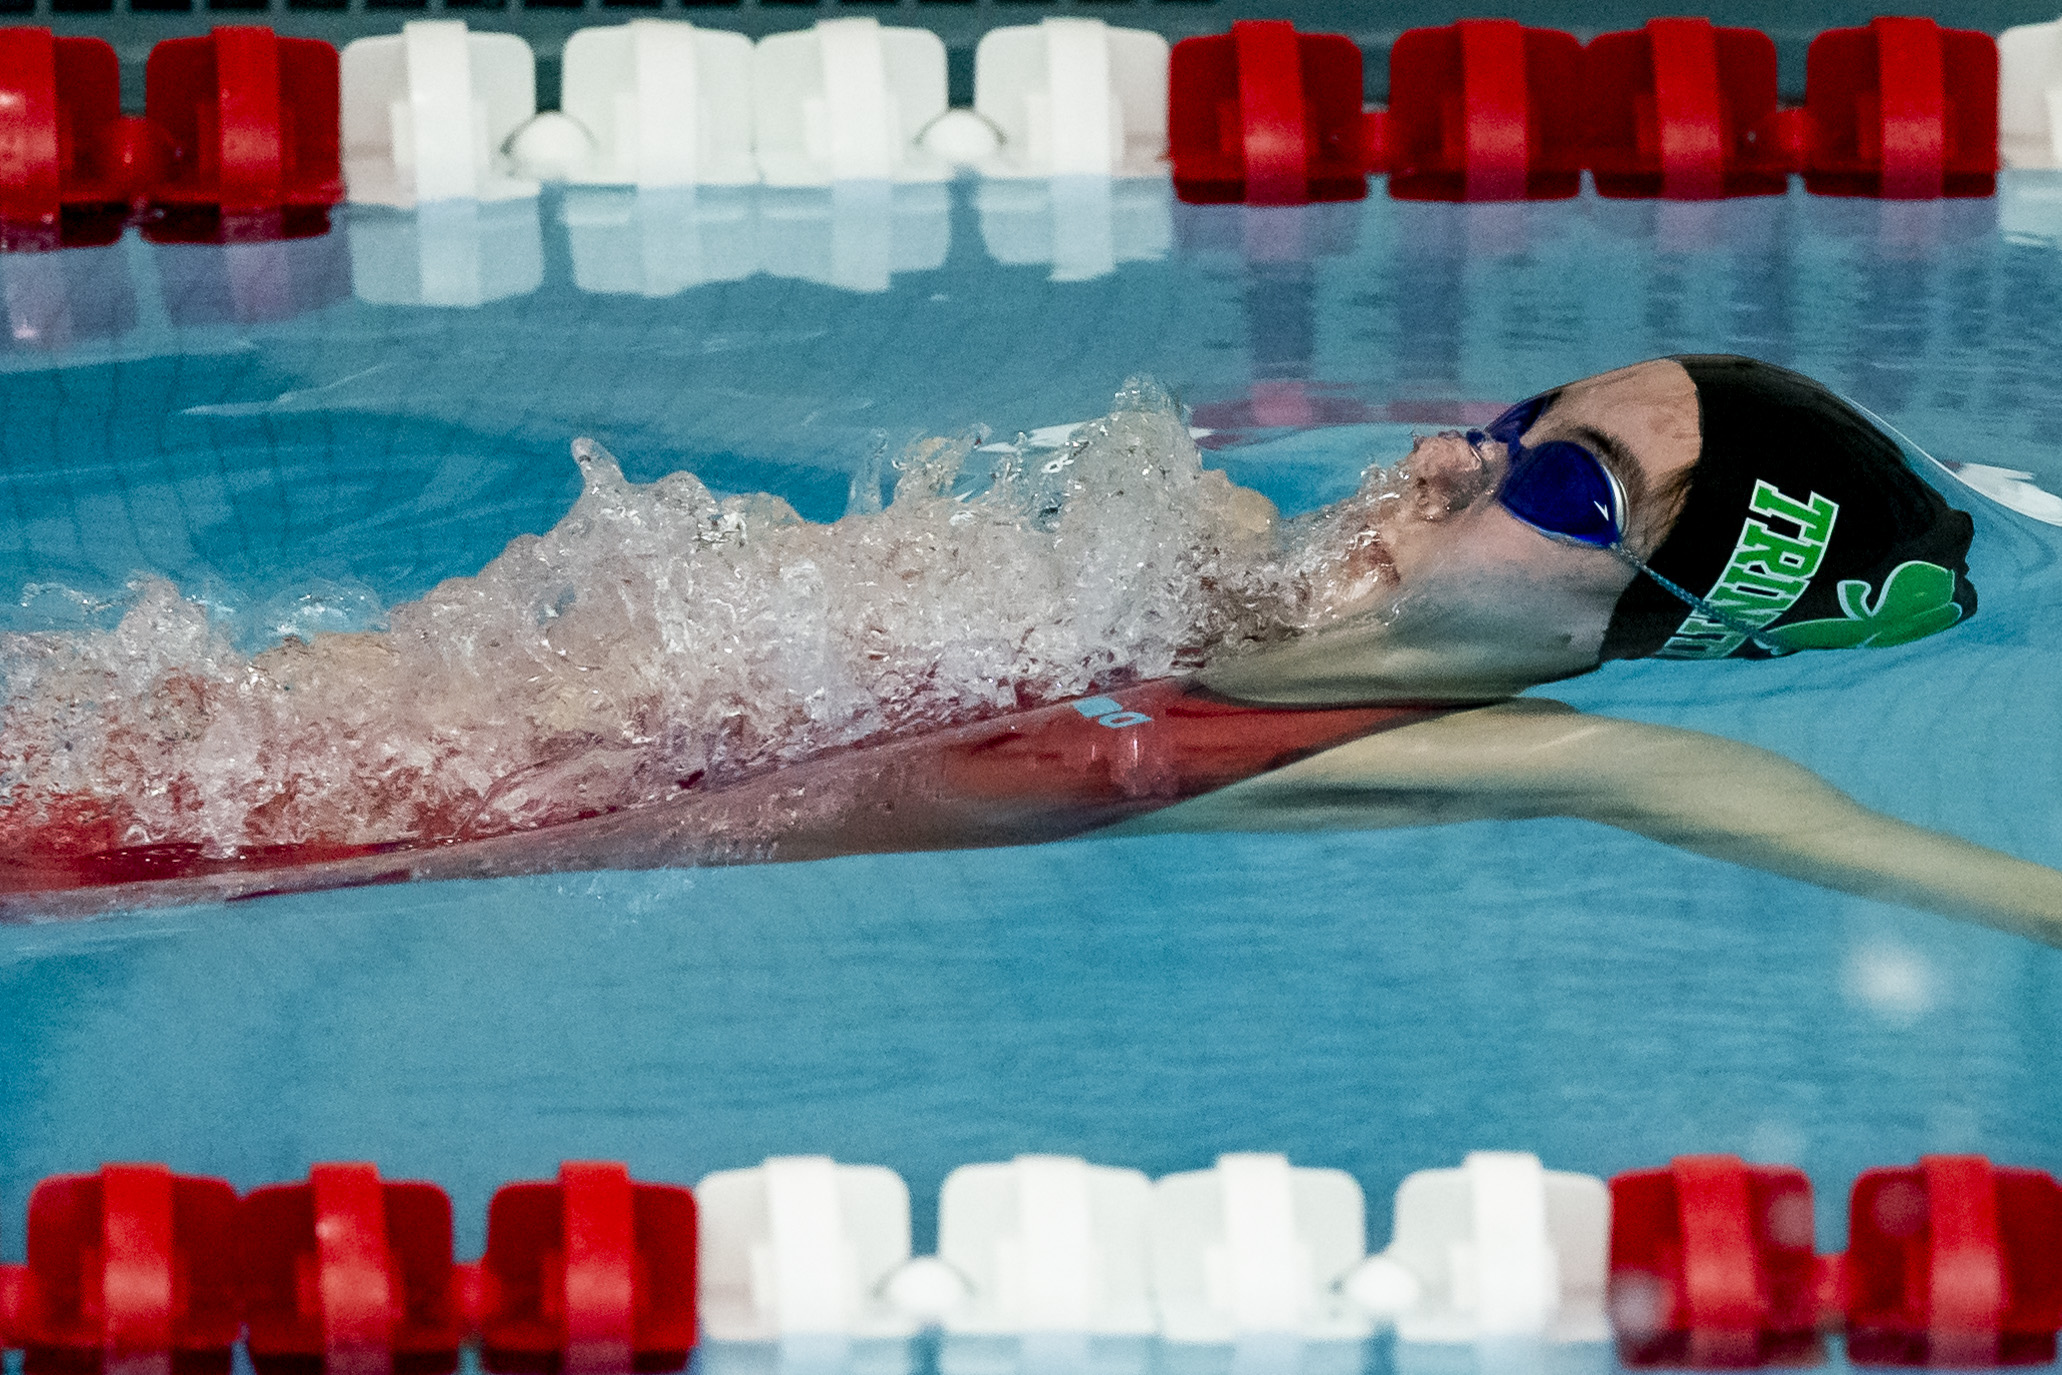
[0,382,1418,856]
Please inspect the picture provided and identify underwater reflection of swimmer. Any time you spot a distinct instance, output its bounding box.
[3,356,2060,941]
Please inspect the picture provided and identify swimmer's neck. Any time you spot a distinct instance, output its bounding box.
[1195,622,1596,706]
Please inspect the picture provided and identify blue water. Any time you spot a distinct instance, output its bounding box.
[4,178,2062,1366]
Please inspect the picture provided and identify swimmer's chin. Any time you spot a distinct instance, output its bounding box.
[1196,616,1604,705]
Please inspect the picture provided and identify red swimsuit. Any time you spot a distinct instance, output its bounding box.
[0,681,1456,916]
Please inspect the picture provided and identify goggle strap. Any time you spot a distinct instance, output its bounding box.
[1606,544,1789,657]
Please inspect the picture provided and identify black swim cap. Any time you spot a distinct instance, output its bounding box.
[1600,355,1977,661]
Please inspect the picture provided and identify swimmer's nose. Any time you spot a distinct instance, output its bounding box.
[1407,430,1497,515]
[1415,429,1495,477]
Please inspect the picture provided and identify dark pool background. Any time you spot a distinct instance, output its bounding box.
[2,180,2061,1368]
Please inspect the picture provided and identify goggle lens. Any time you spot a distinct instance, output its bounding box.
[1499,440,1623,548]
[1476,391,1625,549]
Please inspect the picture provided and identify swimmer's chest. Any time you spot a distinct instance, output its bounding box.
[833,680,1460,851]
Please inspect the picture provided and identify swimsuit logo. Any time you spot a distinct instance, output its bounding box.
[1071,697,1153,729]
[1657,481,1839,659]
[1758,560,1965,651]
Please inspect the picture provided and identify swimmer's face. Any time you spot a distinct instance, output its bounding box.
[1384,359,1701,678]
[1208,359,1702,701]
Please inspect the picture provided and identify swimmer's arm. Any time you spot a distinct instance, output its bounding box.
[1117,700,2062,946]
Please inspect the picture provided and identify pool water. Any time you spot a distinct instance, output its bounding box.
[4,175,2062,1368]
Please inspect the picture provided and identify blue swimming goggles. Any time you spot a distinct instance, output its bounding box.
[1473,393,1625,550]
[1471,393,1783,651]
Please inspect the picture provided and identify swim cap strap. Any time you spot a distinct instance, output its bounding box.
[1605,543,1788,656]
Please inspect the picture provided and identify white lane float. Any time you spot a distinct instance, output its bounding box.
[930,1154,1156,1335]
[1346,1151,1610,1345]
[754,18,952,187]
[698,1155,922,1341]
[1151,1153,1374,1343]
[1998,15,2062,169]
[968,18,1169,180]
[341,20,539,208]
[535,20,758,189]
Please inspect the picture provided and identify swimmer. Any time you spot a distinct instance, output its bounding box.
[1125,356,2062,943]
[3,355,2060,944]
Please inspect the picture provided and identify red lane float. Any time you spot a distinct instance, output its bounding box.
[1844,1155,2062,1366]
[1584,18,1790,200]
[0,23,338,248]
[240,1163,468,1372]
[8,1165,241,1361]
[479,1162,698,1372]
[1608,1155,1827,1367]
[1799,17,1998,199]
[1382,20,1586,202]
[1155,13,2003,205]
[145,25,342,241]
[0,29,161,246]
[0,1159,697,1368]
[1167,20,1369,206]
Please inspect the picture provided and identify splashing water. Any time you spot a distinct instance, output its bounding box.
[0,383,1456,857]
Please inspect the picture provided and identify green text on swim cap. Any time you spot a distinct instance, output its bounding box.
[1658,481,1839,659]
